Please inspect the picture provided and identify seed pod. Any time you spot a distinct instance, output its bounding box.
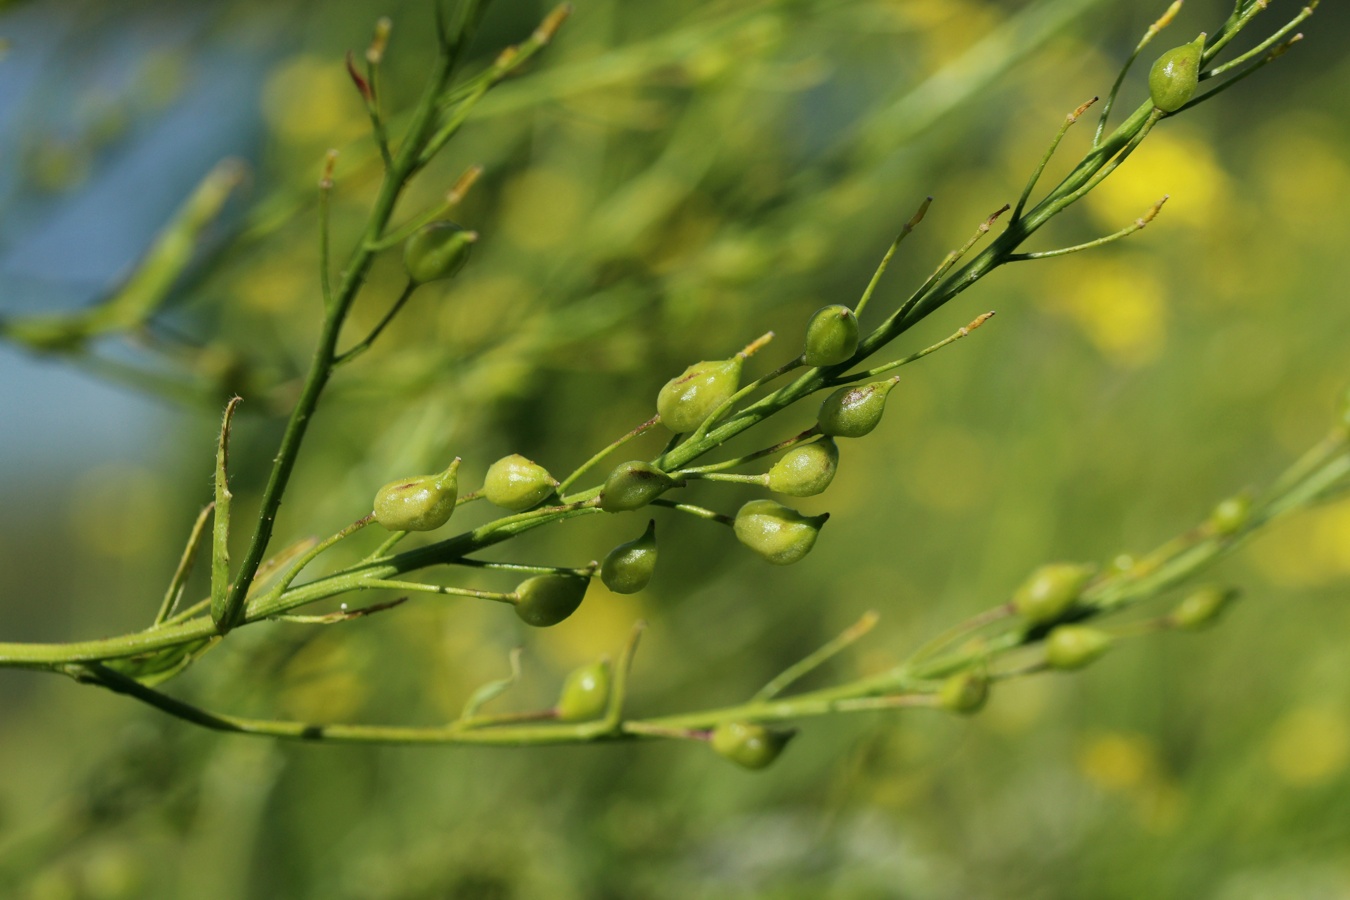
[1208,494,1251,537]
[938,669,989,715]
[1148,33,1205,113]
[514,574,590,628]
[803,304,859,367]
[817,379,897,438]
[373,458,460,532]
[1045,625,1113,670]
[767,438,839,497]
[1012,562,1094,625]
[1169,585,1238,631]
[657,357,743,433]
[733,499,828,565]
[599,461,679,512]
[601,520,658,594]
[710,721,795,771]
[484,453,558,511]
[403,220,477,284]
[556,660,611,721]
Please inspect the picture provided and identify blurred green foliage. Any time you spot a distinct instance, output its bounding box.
[1,0,1349,897]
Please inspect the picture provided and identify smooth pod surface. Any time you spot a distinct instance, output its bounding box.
[657,357,743,433]
[556,660,612,721]
[514,574,590,627]
[600,520,658,594]
[710,721,794,770]
[599,461,678,512]
[484,453,557,511]
[372,459,460,532]
[1170,585,1238,631]
[1012,562,1094,624]
[802,304,859,367]
[403,220,477,283]
[1148,34,1205,113]
[767,438,839,497]
[817,380,896,438]
[1045,625,1113,670]
[733,499,828,565]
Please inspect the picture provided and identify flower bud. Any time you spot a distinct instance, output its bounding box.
[514,574,590,627]
[556,660,611,721]
[938,669,989,714]
[1044,625,1113,670]
[710,721,794,770]
[1148,33,1205,113]
[372,458,460,531]
[483,453,557,511]
[1208,493,1251,537]
[1012,562,1094,625]
[601,519,658,594]
[767,438,839,497]
[816,379,897,438]
[1169,585,1238,631]
[733,499,828,565]
[599,461,679,512]
[403,221,477,284]
[802,304,859,367]
[657,357,743,433]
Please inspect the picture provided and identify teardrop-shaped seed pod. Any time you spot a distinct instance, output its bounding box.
[483,453,558,511]
[1148,33,1205,113]
[802,305,859,367]
[767,438,839,497]
[373,458,460,532]
[555,660,612,721]
[733,499,828,566]
[403,221,477,284]
[1208,494,1251,537]
[1169,585,1238,631]
[599,461,679,512]
[817,380,897,438]
[514,574,590,628]
[938,669,990,714]
[1012,562,1094,625]
[601,520,658,594]
[710,721,795,771]
[1044,625,1113,670]
[657,357,743,433]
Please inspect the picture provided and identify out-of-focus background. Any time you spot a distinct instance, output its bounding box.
[1,0,1348,896]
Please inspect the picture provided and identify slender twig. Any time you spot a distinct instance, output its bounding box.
[155,503,215,626]
[854,197,933,320]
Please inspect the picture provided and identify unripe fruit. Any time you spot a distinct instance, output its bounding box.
[1045,625,1112,670]
[514,574,589,627]
[767,438,839,497]
[1209,494,1251,537]
[1148,34,1205,113]
[938,669,989,714]
[403,220,477,283]
[657,357,743,433]
[601,520,658,594]
[1169,585,1238,631]
[483,453,558,511]
[599,461,678,512]
[817,379,897,438]
[803,305,859,367]
[733,499,828,565]
[373,458,460,531]
[710,721,794,770]
[556,660,611,721]
[1013,563,1094,625]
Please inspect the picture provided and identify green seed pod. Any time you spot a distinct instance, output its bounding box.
[803,304,859,367]
[1012,562,1094,625]
[1148,33,1205,113]
[938,669,989,715]
[556,660,611,721]
[483,453,558,511]
[372,458,460,532]
[657,357,743,433]
[710,721,795,771]
[599,461,679,512]
[733,499,828,565]
[1169,585,1239,631]
[1208,493,1252,537]
[514,574,590,628]
[403,220,477,284]
[817,379,897,438]
[601,520,658,594]
[767,438,839,497]
[1045,625,1113,671]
